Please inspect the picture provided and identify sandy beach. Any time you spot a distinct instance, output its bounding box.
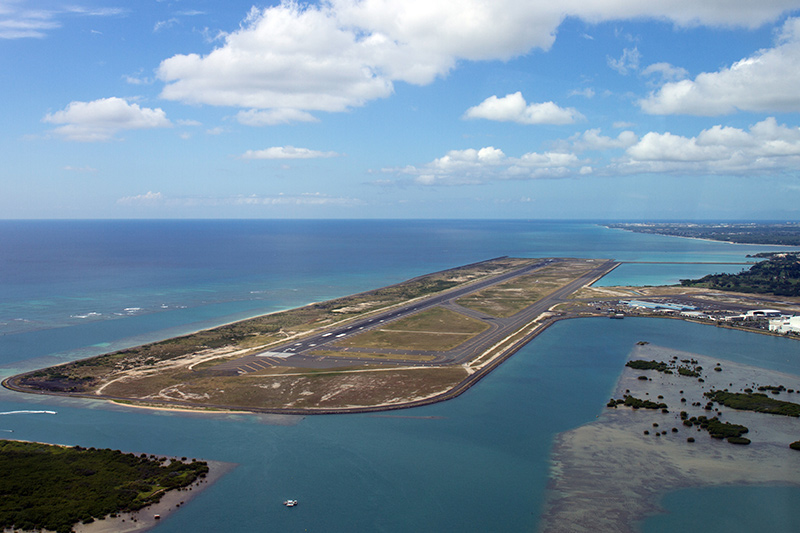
[540,343,800,533]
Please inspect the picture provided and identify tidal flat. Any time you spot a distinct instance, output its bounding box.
[541,343,800,533]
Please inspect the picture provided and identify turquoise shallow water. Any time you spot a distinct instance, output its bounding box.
[1,220,798,531]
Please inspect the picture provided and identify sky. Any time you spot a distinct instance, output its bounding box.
[3,1,800,219]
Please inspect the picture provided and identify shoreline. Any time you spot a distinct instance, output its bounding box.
[601,224,800,249]
[5,312,798,416]
[0,440,236,533]
[72,459,236,533]
[539,343,800,532]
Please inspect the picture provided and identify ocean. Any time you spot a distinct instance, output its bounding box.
[0,220,798,532]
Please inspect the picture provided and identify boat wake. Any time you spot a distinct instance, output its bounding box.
[0,410,57,416]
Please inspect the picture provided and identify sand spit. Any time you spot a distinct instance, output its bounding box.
[540,344,800,533]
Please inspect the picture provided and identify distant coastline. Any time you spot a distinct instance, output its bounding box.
[604,222,800,247]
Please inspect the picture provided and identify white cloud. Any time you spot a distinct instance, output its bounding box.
[156,1,800,119]
[158,4,394,115]
[464,92,584,125]
[123,74,153,85]
[641,62,689,83]
[43,97,171,141]
[571,129,638,151]
[117,191,359,207]
[618,117,800,174]
[241,146,340,160]
[607,47,640,75]
[154,18,178,32]
[117,191,164,205]
[0,3,125,39]
[390,117,800,185]
[641,17,800,115]
[569,88,595,98]
[236,108,319,126]
[391,146,588,185]
[62,165,97,173]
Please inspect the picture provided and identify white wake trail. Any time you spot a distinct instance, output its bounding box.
[0,410,57,415]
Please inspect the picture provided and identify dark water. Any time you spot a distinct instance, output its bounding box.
[0,220,797,531]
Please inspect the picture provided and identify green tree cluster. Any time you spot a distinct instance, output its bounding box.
[0,440,208,533]
[704,390,800,417]
[680,254,800,296]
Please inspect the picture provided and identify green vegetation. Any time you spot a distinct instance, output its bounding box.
[0,440,208,533]
[626,360,669,372]
[607,222,800,246]
[682,415,749,441]
[625,359,702,379]
[607,395,667,410]
[704,390,800,417]
[680,253,800,296]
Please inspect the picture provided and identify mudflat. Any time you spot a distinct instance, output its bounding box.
[541,343,800,533]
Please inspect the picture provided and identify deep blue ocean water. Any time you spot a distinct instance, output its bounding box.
[0,220,798,532]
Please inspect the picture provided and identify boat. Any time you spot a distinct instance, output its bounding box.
[283,499,298,507]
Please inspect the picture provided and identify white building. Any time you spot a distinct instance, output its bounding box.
[769,316,800,334]
[744,309,782,319]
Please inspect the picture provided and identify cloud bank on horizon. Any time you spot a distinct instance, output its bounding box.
[4,0,800,218]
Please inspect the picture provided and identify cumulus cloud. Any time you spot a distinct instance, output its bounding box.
[618,117,800,174]
[241,146,340,159]
[463,92,584,125]
[389,117,800,185]
[390,146,588,185]
[571,129,638,151]
[43,97,171,141]
[641,17,800,115]
[156,1,799,121]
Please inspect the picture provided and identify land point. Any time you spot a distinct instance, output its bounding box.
[4,256,799,414]
[3,257,618,413]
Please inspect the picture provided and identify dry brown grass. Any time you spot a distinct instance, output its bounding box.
[103,366,468,409]
[457,261,599,317]
[334,306,488,351]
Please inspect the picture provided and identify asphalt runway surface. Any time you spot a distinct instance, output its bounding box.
[215,259,619,374]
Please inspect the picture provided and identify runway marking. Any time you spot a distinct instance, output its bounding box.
[256,352,294,359]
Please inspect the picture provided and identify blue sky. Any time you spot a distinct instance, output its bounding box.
[3,0,800,219]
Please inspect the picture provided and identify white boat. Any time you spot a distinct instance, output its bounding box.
[283,499,298,507]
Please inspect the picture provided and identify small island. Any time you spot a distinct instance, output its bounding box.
[541,344,800,532]
[0,440,214,533]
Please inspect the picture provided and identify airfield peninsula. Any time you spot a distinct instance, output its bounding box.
[5,254,799,415]
[5,257,617,413]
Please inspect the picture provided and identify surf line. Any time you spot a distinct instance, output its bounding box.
[0,410,57,415]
